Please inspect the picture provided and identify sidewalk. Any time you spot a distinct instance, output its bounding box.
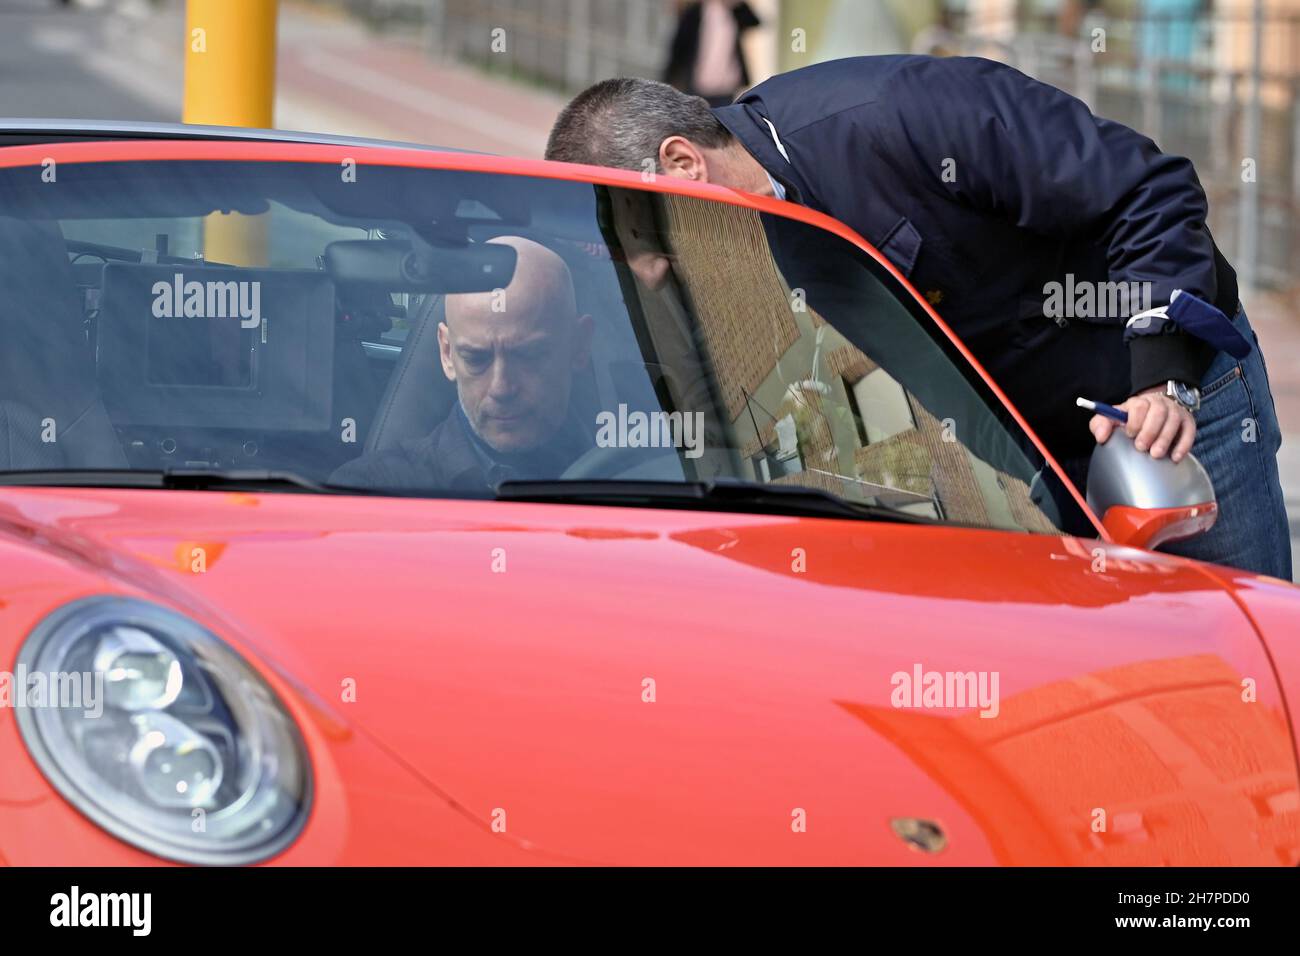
[275,4,565,155]
[72,0,564,155]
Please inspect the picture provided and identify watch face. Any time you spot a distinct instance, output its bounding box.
[1171,381,1200,408]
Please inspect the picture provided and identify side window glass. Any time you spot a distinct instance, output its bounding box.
[612,190,1065,533]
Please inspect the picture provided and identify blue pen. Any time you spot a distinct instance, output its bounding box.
[1076,397,1128,424]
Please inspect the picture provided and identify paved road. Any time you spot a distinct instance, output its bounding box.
[0,0,565,153]
[2,0,1298,577]
[0,0,176,121]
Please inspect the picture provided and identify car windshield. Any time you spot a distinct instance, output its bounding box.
[0,154,1087,534]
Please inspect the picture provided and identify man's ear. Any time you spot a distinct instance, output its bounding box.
[659,136,708,182]
[571,314,595,370]
[437,321,456,381]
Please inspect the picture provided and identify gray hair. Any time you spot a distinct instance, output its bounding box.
[545,77,735,172]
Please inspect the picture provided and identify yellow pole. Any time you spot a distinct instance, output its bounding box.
[183,0,278,128]
[183,0,279,265]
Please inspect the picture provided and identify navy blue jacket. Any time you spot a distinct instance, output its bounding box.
[714,55,1236,459]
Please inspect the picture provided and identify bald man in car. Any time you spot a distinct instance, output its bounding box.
[331,236,595,492]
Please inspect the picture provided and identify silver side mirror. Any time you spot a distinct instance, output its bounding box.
[1086,432,1217,549]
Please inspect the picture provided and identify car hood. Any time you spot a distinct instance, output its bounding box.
[2,487,1298,865]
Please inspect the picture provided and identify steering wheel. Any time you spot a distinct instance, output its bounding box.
[559,442,684,481]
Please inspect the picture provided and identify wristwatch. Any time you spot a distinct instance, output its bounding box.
[1166,379,1201,413]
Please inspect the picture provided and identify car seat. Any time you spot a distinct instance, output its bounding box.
[362,292,458,453]
[0,215,127,468]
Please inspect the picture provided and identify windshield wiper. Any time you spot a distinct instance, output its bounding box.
[0,468,374,495]
[494,478,934,524]
[0,470,935,522]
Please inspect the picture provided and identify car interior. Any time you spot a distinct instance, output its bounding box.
[0,157,1083,537]
[0,162,699,484]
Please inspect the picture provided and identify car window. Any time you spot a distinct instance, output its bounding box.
[0,157,1087,534]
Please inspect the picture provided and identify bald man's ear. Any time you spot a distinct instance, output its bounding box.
[571,314,594,371]
[659,136,708,182]
[437,322,456,381]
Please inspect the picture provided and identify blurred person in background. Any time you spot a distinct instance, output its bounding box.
[663,0,761,107]
[1057,0,1106,37]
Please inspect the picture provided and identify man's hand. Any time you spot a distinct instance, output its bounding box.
[1089,386,1197,462]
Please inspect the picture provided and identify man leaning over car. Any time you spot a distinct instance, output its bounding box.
[331,236,595,492]
[543,55,1292,579]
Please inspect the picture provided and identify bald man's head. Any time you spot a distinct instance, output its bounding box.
[438,237,592,453]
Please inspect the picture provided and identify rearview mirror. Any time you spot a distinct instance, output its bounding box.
[1086,432,1217,550]
[323,239,516,293]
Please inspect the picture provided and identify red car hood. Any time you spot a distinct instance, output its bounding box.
[2,487,1298,865]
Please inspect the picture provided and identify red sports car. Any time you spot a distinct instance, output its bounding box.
[0,123,1297,866]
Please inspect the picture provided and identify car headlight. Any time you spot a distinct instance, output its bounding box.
[14,596,311,865]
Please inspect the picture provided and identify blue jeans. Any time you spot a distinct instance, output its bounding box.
[1067,305,1292,579]
[1159,305,1292,578]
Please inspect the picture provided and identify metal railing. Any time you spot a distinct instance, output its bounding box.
[919,9,1300,292]
[331,0,675,91]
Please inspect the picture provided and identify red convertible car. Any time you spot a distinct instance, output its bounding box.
[0,123,1297,866]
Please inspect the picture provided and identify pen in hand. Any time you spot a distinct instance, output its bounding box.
[1076,396,1129,425]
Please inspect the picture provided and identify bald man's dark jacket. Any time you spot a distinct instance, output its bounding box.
[713,55,1237,459]
[329,402,592,493]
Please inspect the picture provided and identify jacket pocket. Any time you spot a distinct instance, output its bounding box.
[876,216,923,277]
[1011,290,1077,355]
[1018,290,1063,327]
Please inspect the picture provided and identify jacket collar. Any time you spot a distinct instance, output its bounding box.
[434,404,494,491]
[443,400,592,489]
[712,101,815,208]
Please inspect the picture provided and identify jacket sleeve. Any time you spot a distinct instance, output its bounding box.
[877,56,1218,392]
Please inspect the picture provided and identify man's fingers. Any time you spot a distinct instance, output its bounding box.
[1149,407,1186,459]
[1090,413,1115,443]
[1122,397,1149,439]
[1108,391,1199,460]
[1134,400,1168,452]
[1171,417,1197,462]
